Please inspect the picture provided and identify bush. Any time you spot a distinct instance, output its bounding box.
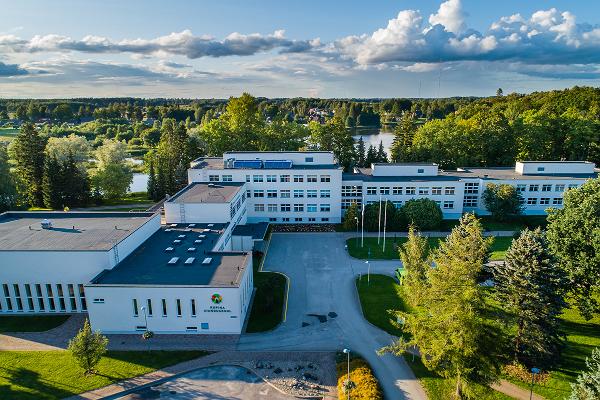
[503,363,549,385]
[401,198,443,230]
[336,358,383,400]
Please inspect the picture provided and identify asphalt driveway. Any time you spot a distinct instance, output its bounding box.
[238,232,427,400]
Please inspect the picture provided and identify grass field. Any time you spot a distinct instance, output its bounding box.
[0,128,19,142]
[245,252,287,333]
[347,236,513,261]
[0,350,207,400]
[0,315,70,333]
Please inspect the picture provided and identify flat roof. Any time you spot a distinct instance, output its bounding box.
[190,157,341,171]
[232,222,269,240]
[92,223,249,287]
[224,151,332,154]
[168,182,243,204]
[0,212,157,251]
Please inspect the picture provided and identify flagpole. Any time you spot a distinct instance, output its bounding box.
[383,199,387,253]
[378,195,382,245]
[361,202,365,248]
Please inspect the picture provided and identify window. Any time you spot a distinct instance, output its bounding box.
[540,198,550,205]
[253,190,264,198]
[445,187,456,195]
[305,157,314,162]
[406,187,416,195]
[269,217,277,222]
[320,190,331,198]
[209,175,219,182]
[320,204,331,212]
[432,187,442,195]
[417,168,424,174]
[253,175,263,183]
[537,166,545,172]
[342,185,362,197]
[13,284,23,311]
[295,217,303,222]
[465,182,479,194]
[392,187,403,195]
[282,217,290,222]
[268,204,277,212]
[568,184,578,190]
[280,190,291,198]
[307,175,317,182]
[308,217,316,222]
[555,184,565,192]
[527,198,538,205]
[294,204,304,212]
[443,201,454,209]
[201,323,209,330]
[266,175,277,182]
[293,189,304,198]
[245,175,250,182]
[176,299,182,317]
[25,284,33,311]
[57,284,65,311]
[280,204,291,212]
[293,175,304,182]
[68,283,77,311]
[246,190,252,198]
[418,187,429,195]
[280,174,290,182]
[307,204,317,212]
[267,190,277,198]
[320,175,331,182]
[78,284,86,311]
[146,299,153,316]
[191,299,196,317]
[516,184,526,192]
[186,326,197,331]
[366,187,377,195]
[46,284,55,311]
[222,175,232,182]
[553,197,563,205]
[93,298,105,304]
[254,204,265,212]
[133,299,138,316]
[463,195,478,207]
[307,190,317,198]
[3,284,12,311]
[542,184,552,192]
[36,284,44,311]
[380,187,390,195]
[161,299,167,316]
[529,184,539,192]
[392,201,402,208]
[321,218,329,222]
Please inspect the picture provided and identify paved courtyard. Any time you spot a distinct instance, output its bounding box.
[237,232,427,400]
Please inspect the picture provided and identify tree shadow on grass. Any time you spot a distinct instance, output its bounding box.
[0,367,73,400]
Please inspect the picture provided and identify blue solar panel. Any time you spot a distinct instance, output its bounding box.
[264,160,292,169]
[233,160,263,169]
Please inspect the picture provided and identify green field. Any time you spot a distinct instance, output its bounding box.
[0,128,19,142]
[0,315,70,333]
[347,236,513,261]
[0,350,207,400]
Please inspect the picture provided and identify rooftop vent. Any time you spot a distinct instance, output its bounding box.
[170,224,177,227]
[198,234,206,238]
[203,229,210,232]
[188,224,196,227]
[207,224,214,227]
[202,257,212,265]
[165,228,172,232]
[168,257,179,265]
[178,234,186,238]
[194,239,203,244]
[41,219,52,229]
[173,239,181,244]
[165,247,174,252]
[185,257,195,265]
[187,247,196,252]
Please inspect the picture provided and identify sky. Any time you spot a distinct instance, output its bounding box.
[1,0,600,99]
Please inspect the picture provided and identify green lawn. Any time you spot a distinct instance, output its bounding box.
[0,128,19,142]
[347,236,512,261]
[0,350,207,400]
[508,303,600,399]
[0,315,70,333]
[245,252,287,333]
[99,192,152,206]
[355,274,410,337]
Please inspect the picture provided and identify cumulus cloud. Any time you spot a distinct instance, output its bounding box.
[0,29,317,59]
[428,0,466,34]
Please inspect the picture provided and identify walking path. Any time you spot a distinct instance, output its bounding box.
[492,380,544,400]
[0,313,86,350]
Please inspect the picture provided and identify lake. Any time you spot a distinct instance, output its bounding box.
[352,128,395,153]
[129,173,148,193]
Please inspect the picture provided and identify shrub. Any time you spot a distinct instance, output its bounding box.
[336,358,383,400]
[503,363,549,385]
[401,198,443,230]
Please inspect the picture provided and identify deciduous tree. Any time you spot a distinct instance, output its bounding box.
[482,183,523,221]
[68,319,108,376]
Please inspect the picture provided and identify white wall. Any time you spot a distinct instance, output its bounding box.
[371,164,438,176]
[223,151,334,165]
[164,202,231,224]
[112,213,161,266]
[516,161,595,175]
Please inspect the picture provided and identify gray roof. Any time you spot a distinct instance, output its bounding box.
[91,223,249,287]
[232,222,269,239]
[168,182,243,204]
[190,157,340,171]
[0,212,157,251]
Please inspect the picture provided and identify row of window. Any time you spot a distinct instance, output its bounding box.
[208,174,334,183]
[254,204,331,212]
[366,186,457,196]
[363,199,456,209]
[1,283,86,312]
[524,197,563,206]
[249,189,331,198]
[516,183,577,192]
[268,217,330,222]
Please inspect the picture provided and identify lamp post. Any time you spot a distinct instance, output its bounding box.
[529,367,540,400]
[355,216,359,247]
[365,260,370,285]
[343,348,351,400]
[141,306,148,331]
[141,306,150,352]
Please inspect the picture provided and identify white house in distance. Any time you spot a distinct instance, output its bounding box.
[188,152,598,220]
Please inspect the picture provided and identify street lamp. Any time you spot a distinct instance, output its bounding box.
[355,216,359,247]
[141,306,148,331]
[529,367,540,400]
[365,260,370,285]
[342,348,351,400]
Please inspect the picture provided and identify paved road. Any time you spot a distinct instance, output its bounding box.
[117,365,292,400]
[238,232,427,400]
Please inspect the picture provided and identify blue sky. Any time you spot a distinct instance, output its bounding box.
[1,0,600,98]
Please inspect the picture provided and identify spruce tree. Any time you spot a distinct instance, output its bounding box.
[10,123,46,207]
[569,347,600,400]
[62,152,90,207]
[0,144,17,211]
[376,140,388,162]
[398,226,430,307]
[356,136,366,167]
[42,155,64,209]
[147,159,158,200]
[390,112,415,162]
[493,228,568,368]
[365,145,377,166]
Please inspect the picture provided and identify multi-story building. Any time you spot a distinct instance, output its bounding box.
[189,152,597,221]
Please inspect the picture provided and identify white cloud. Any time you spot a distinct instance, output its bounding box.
[428,0,467,34]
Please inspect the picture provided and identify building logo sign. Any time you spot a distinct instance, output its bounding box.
[211,293,223,304]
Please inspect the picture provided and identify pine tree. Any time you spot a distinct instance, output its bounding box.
[376,140,388,162]
[365,145,377,166]
[569,347,600,400]
[356,136,366,167]
[493,228,568,368]
[68,319,108,375]
[10,123,46,207]
[42,155,64,209]
[147,159,158,200]
[390,112,415,162]
[0,144,17,211]
[398,226,430,307]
